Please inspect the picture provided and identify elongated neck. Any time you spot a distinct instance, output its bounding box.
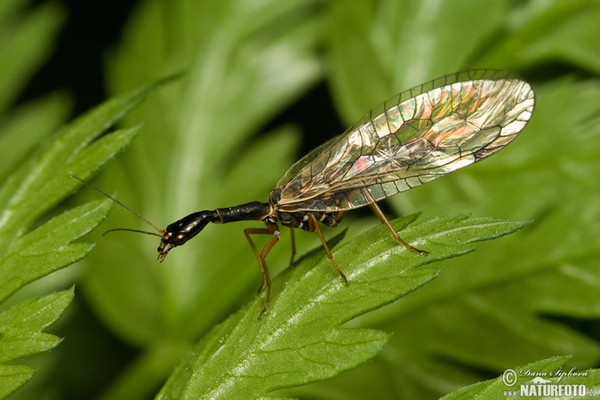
[215,201,271,223]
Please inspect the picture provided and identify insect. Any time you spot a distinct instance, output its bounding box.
[75,69,535,316]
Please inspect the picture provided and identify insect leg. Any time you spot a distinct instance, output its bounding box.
[307,215,348,283]
[289,227,297,267]
[367,202,428,255]
[244,222,280,316]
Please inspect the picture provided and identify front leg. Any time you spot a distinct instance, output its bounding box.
[244,221,280,317]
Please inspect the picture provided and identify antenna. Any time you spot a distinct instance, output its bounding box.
[70,174,164,235]
[102,228,162,237]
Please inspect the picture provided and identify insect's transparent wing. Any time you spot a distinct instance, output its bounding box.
[276,70,535,212]
[276,135,341,188]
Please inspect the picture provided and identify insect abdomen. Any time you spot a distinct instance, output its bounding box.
[276,210,343,231]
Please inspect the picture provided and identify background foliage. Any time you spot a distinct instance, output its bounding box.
[1,0,599,399]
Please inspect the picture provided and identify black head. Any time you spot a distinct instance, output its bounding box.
[157,210,220,261]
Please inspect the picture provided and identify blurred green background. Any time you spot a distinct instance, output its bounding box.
[2,0,600,398]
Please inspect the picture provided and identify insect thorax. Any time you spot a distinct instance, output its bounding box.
[268,188,343,231]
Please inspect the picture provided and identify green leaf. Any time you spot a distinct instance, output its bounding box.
[443,356,600,399]
[157,215,524,399]
[0,1,64,112]
[0,289,73,359]
[0,82,159,300]
[476,0,600,73]
[0,59,162,399]
[0,84,158,395]
[0,289,73,397]
[0,1,169,397]
[0,92,71,181]
[0,199,112,302]
[0,364,33,399]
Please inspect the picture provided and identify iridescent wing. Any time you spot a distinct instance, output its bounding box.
[276,69,535,212]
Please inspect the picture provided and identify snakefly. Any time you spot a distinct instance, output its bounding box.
[75,69,535,316]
